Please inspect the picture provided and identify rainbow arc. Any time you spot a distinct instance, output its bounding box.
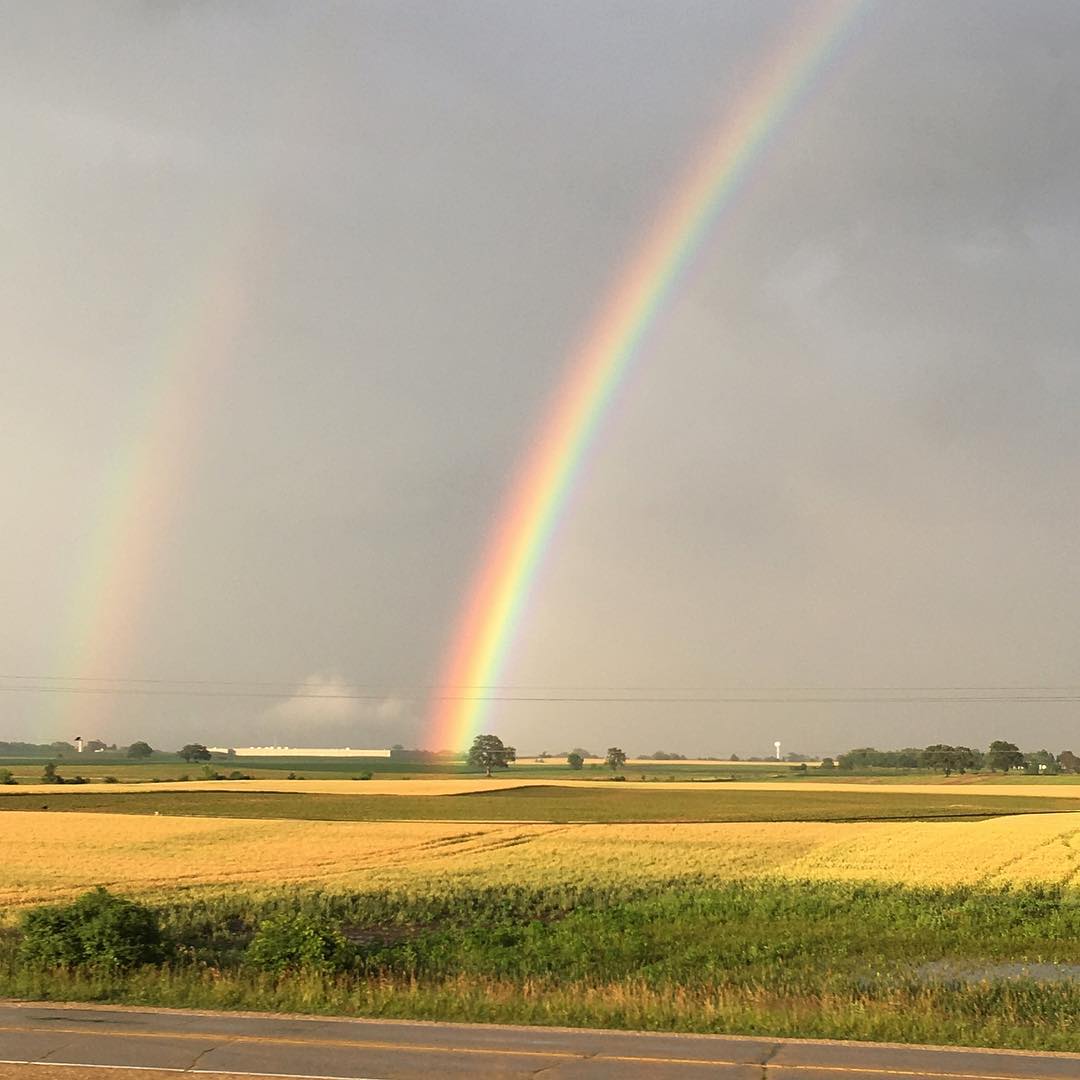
[428,0,867,750]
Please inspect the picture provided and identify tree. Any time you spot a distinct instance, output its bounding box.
[1025,749,1059,775]
[41,762,61,784]
[178,744,211,764]
[126,741,153,760]
[819,757,836,770]
[566,752,584,770]
[467,734,516,777]
[987,740,1024,773]
[605,747,627,772]
[1058,750,1080,774]
[85,739,107,753]
[921,744,958,776]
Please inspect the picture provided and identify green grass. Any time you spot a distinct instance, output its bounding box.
[3,880,1078,1050]
[2,785,1079,822]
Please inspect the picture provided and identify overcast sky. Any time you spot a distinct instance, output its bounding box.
[2,1,1078,755]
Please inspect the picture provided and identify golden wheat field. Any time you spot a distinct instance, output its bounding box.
[3,810,1078,911]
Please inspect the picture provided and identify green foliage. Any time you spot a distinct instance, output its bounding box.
[988,741,1025,773]
[18,888,166,971]
[179,744,211,764]
[837,747,922,770]
[605,747,626,772]
[126,741,153,760]
[3,787,1080,824]
[0,769,14,785]
[566,752,584,770]
[40,762,61,784]
[466,734,516,776]
[245,912,347,973]
[5,882,1079,1050]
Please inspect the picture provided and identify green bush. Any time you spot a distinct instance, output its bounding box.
[19,888,167,971]
[245,912,347,973]
[0,769,15,785]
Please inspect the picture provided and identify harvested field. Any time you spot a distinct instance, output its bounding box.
[4,811,1079,910]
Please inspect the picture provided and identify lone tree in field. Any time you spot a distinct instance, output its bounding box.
[566,751,584,770]
[605,747,627,772]
[126,741,153,760]
[467,734,516,777]
[178,744,211,763]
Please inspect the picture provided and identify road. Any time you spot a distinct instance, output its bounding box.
[0,1003,1078,1079]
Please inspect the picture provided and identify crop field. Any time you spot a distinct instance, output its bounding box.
[3,784,1080,823]
[4,780,1079,1052]
[4,809,1080,912]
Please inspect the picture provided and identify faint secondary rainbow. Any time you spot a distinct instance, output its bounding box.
[53,234,251,732]
[428,0,867,750]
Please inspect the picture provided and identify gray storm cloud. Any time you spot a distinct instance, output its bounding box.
[1,1,1078,755]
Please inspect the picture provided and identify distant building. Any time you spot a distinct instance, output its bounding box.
[205,746,392,758]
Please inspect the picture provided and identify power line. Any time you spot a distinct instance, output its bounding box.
[1,684,1078,704]
[2,674,1080,694]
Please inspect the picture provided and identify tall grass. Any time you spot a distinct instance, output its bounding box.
[2,880,1078,1050]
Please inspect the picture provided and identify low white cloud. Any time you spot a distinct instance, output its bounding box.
[256,674,412,747]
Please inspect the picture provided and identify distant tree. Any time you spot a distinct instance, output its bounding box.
[178,744,211,764]
[41,762,61,784]
[567,747,595,760]
[987,740,1024,773]
[729,754,740,762]
[467,734,516,777]
[838,747,923,771]
[0,769,14,785]
[126,741,153,760]
[921,744,960,776]
[1058,750,1080,774]
[1025,749,1060,775]
[605,747,627,772]
[566,751,584,770]
[85,739,107,753]
[819,757,836,770]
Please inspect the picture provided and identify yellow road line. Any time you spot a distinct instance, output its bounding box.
[0,1023,1072,1079]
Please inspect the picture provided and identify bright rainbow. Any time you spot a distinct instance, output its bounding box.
[427,0,867,750]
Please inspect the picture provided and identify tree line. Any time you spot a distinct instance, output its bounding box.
[838,742,1079,775]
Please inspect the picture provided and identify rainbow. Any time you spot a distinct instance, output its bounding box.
[54,233,251,731]
[427,0,867,750]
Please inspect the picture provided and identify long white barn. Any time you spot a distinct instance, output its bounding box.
[207,746,392,758]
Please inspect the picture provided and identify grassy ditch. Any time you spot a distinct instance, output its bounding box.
[2,880,1078,1050]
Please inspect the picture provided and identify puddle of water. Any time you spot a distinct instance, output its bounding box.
[914,960,1080,985]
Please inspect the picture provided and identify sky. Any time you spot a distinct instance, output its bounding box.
[2,1,1078,756]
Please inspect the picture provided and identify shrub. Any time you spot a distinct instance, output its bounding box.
[19,887,167,971]
[0,769,15,785]
[102,775,119,783]
[245,912,347,973]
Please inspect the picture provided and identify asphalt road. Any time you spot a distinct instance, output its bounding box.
[1,1002,1078,1079]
